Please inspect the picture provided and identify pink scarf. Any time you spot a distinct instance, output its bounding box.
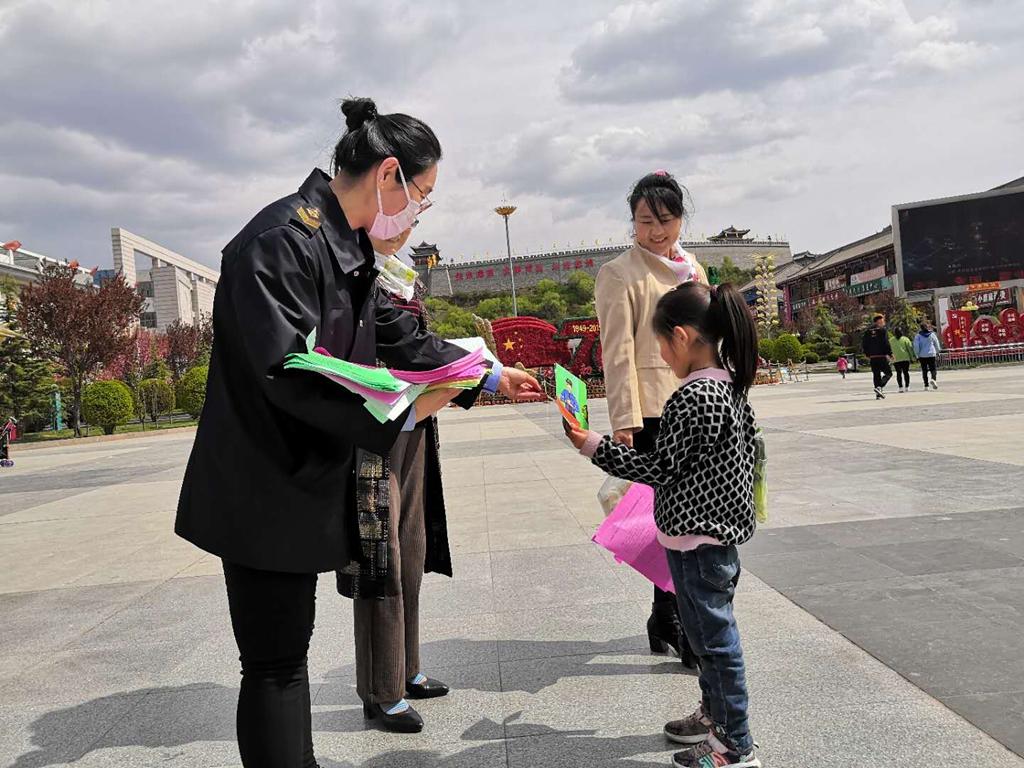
[639,243,698,284]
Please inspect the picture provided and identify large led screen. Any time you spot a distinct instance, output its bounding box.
[895,188,1024,291]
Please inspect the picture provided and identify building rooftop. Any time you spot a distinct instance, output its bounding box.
[776,227,894,286]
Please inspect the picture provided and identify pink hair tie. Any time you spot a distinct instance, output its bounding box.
[653,169,668,176]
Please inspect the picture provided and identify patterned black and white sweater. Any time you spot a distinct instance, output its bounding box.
[583,369,759,546]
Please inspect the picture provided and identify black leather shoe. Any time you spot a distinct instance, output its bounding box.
[405,676,450,700]
[363,702,424,733]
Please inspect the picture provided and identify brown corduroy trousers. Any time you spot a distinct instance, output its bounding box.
[353,426,428,704]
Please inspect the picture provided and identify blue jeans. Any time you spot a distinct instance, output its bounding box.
[666,544,752,753]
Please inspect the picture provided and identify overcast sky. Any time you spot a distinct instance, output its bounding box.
[2,0,1023,270]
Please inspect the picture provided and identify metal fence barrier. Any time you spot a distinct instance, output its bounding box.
[938,342,1024,369]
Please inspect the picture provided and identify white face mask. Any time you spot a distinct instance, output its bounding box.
[368,163,427,240]
[374,251,418,301]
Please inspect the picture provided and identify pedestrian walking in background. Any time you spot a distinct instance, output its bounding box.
[914,321,942,390]
[890,328,916,392]
[836,355,848,379]
[862,314,893,400]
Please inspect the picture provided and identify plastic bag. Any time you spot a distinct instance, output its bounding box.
[598,476,633,517]
[374,252,418,301]
[752,428,768,524]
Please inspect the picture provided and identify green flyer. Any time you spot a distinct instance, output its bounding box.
[555,363,589,430]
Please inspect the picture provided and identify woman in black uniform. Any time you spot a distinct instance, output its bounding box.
[175,97,542,768]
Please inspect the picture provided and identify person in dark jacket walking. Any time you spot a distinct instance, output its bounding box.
[175,97,543,768]
[862,314,893,399]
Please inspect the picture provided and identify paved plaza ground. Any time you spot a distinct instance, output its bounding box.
[2,366,1023,767]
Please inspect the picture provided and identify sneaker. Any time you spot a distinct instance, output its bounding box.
[898,387,904,393]
[672,741,762,767]
[931,378,938,390]
[874,387,885,399]
[665,705,712,745]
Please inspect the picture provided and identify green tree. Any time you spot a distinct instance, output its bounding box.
[177,365,208,419]
[827,292,867,345]
[138,378,175,423]
[475,295,516,320]
[564,271,596,315]
[0,278,56,431]
[871,293,921,337]
[773,333,803,362]
[806,304,842,357]
[758,338,777,362]
[425,298,478,339]
[82,380,134,435]
[718,256,755,287]
[525,283,568,324]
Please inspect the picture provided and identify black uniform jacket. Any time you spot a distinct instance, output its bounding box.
[862,326,893,358]
[175,169,482,574]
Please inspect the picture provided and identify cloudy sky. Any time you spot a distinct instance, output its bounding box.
[1,0,1022,270]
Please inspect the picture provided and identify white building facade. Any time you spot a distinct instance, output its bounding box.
[110,228,218,330]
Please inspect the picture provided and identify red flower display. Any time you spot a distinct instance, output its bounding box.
[492,317,570,369]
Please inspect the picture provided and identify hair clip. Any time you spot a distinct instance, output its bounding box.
[653,169,668,176]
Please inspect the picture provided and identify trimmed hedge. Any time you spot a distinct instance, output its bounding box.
[758,338,776,363]
[82,380,134,435]
[773,333,803,363]
[177,365,208,419]
[803,351,820,364]
[138,378,176,423]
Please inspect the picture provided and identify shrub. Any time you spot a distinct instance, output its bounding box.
[773,333,803,362]
[758,338,777,362]
[828,347,845,362]
[82,380,134,435]
[803,351,820,364]
[143,357,172,381]
[138,377,175,423]
[177,365,208,419]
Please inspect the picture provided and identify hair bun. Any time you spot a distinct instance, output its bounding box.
[341,97,378,132]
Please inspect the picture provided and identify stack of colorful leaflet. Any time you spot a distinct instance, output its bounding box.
[283,330,491,423]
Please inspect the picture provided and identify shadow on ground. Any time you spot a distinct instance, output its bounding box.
[12,688,675,765]
[9,637,685,768]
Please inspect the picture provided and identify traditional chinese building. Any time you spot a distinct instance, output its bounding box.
[778,228,897,325]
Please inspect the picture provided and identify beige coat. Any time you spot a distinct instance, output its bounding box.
[595,244,709,432]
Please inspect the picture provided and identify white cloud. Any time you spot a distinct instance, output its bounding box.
[559,0,992,103]
[0,0,1020,270]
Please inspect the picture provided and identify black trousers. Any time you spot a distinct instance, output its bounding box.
[223,560,319,768]
[921,357,937,384]
[894,361,911,389]
[634,418,676,611]
[870,358,893,390]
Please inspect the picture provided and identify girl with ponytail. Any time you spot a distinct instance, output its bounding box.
[566,281,763,768]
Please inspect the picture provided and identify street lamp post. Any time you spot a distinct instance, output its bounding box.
[494,203,518,316]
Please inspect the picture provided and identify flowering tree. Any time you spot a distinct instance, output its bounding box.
[164,315,213,381]
[18,265,143,436]
[752,252,779,339]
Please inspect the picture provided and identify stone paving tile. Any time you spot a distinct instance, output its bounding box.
[3,367,1024,766]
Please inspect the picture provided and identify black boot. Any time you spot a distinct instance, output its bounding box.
[647,602,698,670]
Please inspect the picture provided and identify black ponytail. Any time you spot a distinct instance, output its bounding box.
[652,282,759,395]
[332,96,442,178]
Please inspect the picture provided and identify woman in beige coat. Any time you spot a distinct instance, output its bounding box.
[595,170,708,667]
